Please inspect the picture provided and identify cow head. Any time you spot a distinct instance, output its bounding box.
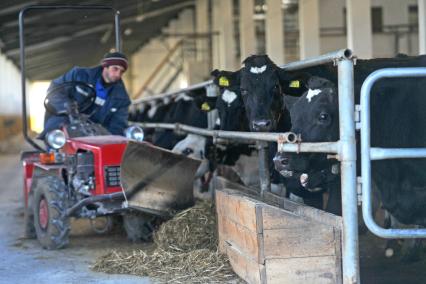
[273,76,339,191]
[240,55,298,132]
[211,69,248,131]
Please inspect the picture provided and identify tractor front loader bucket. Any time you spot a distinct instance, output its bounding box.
[120,141,201,216]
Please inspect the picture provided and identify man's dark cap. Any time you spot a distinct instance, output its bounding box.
[101,51,128,71]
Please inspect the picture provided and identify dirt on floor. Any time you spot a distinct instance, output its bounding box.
[1,143,425,284]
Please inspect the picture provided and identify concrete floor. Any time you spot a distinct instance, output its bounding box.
[0,147,425,284]
[0,154,150,284]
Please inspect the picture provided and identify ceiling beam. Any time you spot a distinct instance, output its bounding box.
[5,1,194,57]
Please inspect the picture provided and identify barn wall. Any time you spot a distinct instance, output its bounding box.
[0,51,25,140]
[129,8,197,99]
[320,0,419,57]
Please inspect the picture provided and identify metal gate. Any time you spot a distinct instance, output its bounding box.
[360,67,426,238]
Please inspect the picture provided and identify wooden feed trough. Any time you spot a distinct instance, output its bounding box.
[215,177,343,284]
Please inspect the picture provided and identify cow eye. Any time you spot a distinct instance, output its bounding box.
[182,148,194,155]
[318,112,329,122]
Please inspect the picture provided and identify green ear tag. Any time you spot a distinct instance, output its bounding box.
[289,80,300,88]
[219,76,230,87]
[201,102,211,111]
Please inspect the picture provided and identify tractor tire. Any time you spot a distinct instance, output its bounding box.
[24,191,36,239]
[33,175,70,250]
[123,213,155,242]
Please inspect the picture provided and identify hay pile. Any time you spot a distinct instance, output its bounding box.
[92,202,242,283]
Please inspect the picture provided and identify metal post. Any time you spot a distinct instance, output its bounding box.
[19,5,118,152]
[206,84,218,130]
[115,11,121,52]
[257,141,271,197]
[19,9,44,151]
[337,58,359,284]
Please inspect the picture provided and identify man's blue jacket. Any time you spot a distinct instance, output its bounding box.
[43,66,131,137]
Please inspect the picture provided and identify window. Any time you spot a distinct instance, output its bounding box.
[408,5,418,27]
[371,7,383,33]
[343,7,383,33]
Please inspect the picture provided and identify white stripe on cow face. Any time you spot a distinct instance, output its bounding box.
[175,93,193,102]
[221,89,237,106]
[147,103,158,118]
[250,65,267,74]
[306,89,322,103]
[172,134,206,159]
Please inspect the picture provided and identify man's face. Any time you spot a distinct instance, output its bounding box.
[103,65,125,83]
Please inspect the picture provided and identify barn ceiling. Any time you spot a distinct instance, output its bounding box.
[0,0,194,80]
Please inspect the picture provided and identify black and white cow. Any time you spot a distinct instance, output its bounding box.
[210,69,253,166]
[153,92,215,149]
[239,55,293,132]
[273,55,426,261]
[237,55,332,206]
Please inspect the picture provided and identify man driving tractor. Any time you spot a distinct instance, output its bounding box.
[41,51,131,138]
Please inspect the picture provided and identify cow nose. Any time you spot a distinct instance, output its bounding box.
[273,155,289,169]
[252,119,272,131]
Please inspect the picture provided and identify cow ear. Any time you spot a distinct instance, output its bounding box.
[283,95,299,111]
[211,69,220,77]
[194,96,217,112]
[277,69,309,97]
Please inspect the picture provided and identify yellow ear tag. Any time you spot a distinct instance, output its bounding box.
[219,76,230,87]
[201,102,211,111]
[289,80,300,88]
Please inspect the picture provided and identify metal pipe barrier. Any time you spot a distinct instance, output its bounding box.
[360,67,426,238]
[130,49,353,106]
[136,122,340,153]
[132,80,214,105]
[134,49,359,284]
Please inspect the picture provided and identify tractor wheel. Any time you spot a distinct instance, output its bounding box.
[24,191,36,238]
[33,175,70,249]
[123,213,155,242]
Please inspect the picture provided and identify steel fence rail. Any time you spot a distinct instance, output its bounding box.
[360,67,426,239]
[132,80,213,105]
[130,49,353,106]
[135,122,340,153]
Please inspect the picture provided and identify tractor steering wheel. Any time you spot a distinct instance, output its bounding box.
[44,81,97,116]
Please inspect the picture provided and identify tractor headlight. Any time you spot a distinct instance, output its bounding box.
[46,129,66,149]
[124,125,144,142]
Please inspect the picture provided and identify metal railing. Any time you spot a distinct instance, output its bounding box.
[131,49,358,284]
[360,67,426,239]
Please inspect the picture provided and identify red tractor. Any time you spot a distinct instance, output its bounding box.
[20,5,200,249]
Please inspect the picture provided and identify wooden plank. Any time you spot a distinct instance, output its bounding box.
[217,215,264,263]
[217,210,226,254]
[215,178,342,229]
[216,189,259,232]
[265,256,341,284]
[263,191,342,229]
[262,204,310,229]
[333,228,343,283]
[263,225,337,259]
[224,241,266,284]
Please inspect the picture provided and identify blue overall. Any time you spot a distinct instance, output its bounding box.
[42,66,131,138]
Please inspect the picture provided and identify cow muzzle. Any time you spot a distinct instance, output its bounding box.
[252,119,272,132]
[273,153,293,177]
